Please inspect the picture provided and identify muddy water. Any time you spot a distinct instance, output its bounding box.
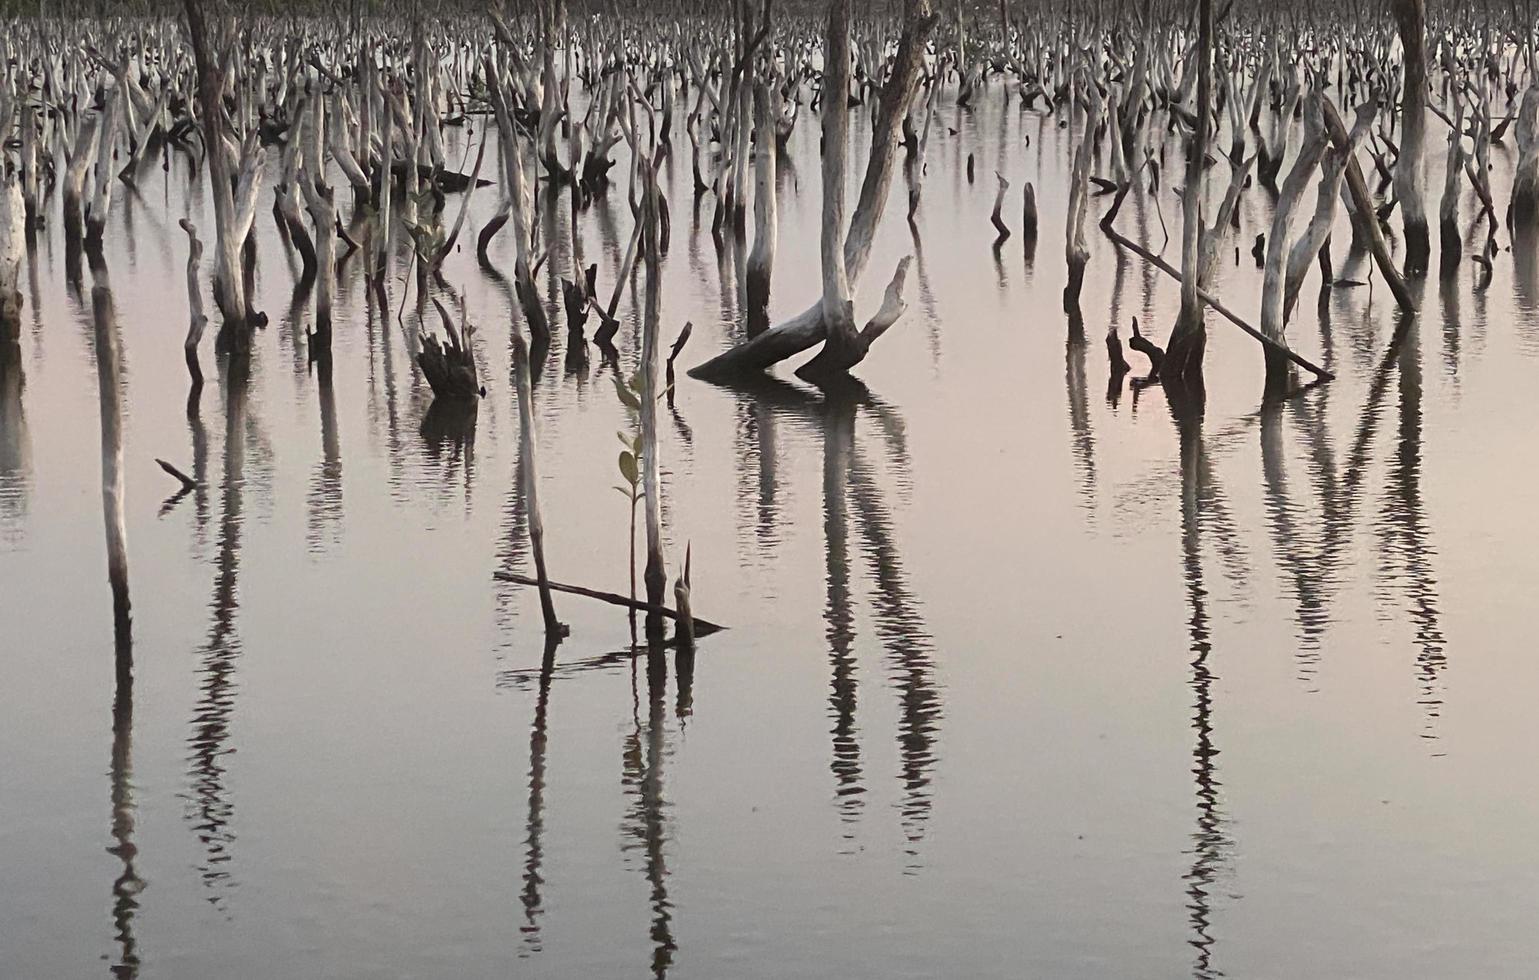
[3,87,1539,979]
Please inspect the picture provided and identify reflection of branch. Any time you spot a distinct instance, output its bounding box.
[1259,404,1328,682]
[187,368,248,912]
[109,653,142,979]
[1066,320,1097,518]
[822,393,864,827]
[306,375,343,554]
[1377,324,1446,739]
[1172,401,1229,980]
[621,652,675,980]
[849,447,940,863]
[519,639,558,955]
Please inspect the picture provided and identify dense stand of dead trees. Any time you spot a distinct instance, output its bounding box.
[8,0,1539,652]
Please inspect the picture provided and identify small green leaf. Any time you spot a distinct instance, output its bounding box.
[618,450,638,485]
[613,375,641,411]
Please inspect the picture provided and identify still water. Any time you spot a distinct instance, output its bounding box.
[3,87,1538,978]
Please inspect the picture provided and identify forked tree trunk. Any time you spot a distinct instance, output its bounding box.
[689,0,936,381]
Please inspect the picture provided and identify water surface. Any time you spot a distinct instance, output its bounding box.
[3,87,1538,978]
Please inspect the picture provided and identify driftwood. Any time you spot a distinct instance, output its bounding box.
[493,572,724,636]
[156,458,198,491]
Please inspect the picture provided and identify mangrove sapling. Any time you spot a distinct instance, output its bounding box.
[614,374,646,606]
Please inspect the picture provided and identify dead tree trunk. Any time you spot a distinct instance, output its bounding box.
[1393,0,1430,276]
[798,0,863,379]
[1513,87,1539,222]
[1063,70,1098,314]
[1163,0,1213,393]
[689,0,937,381]
[93,284,130,635]
[183,0,250,352]
[180,219,207,391]
[0,172,23,341]
[745,81,778,337]
[1260,95,1328,396]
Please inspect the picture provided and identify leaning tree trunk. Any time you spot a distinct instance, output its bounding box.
[1259,95,1328,397]
[1393,0,1430,277]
